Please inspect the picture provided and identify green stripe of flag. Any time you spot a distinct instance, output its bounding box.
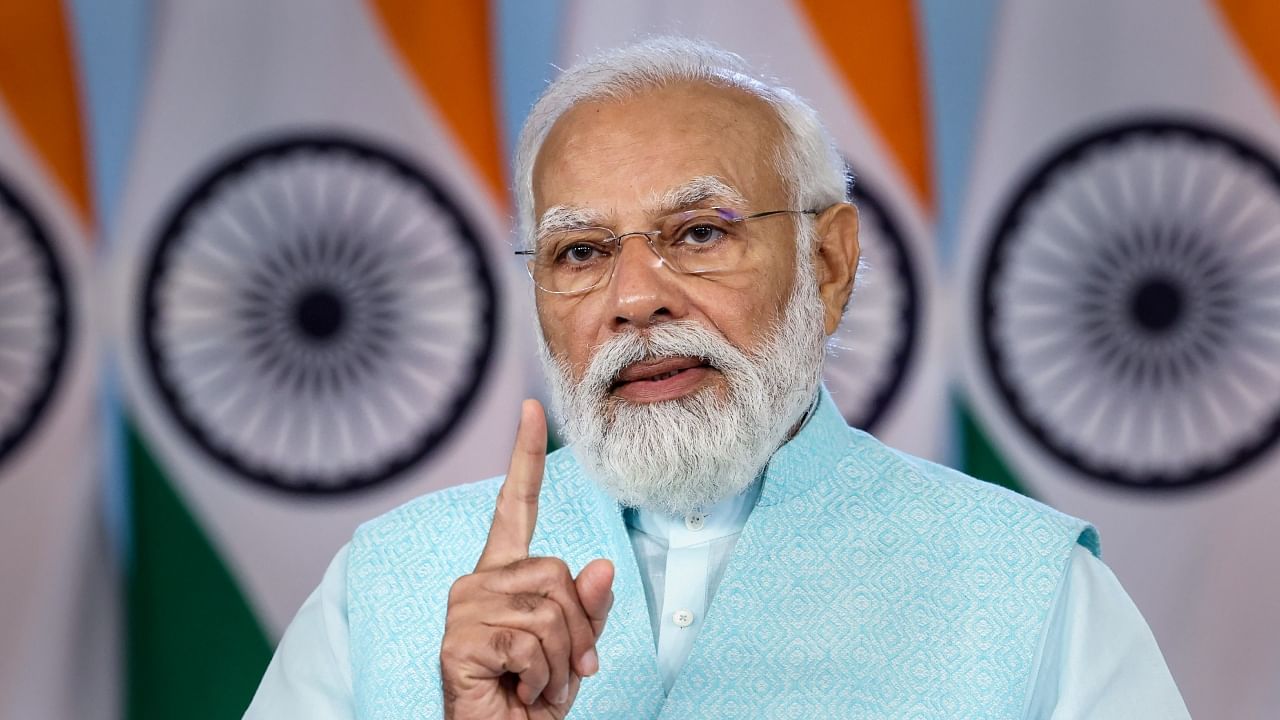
[126,423,273,719]
[957,398,1033,498]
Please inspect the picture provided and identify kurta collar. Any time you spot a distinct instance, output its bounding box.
[623,476,762,548]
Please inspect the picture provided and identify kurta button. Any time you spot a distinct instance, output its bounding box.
[684,513,706,531]
[672,609,694,628]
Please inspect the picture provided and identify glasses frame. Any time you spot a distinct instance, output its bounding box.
[515,206,822,295]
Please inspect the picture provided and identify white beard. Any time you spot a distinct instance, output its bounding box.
[540,259,828,516]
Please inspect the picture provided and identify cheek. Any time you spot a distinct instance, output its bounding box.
[738,241,800,308]
[694,288,784,355]
[739,263,797,328]
[536,301,592,368]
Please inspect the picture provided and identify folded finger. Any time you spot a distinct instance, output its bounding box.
[489,626,551,706]
[483,557,600,678]
[473,592,572,706]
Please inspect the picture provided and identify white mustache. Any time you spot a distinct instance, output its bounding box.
[579,320,760,399]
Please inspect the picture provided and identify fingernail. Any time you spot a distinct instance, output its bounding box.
[555,684,569,705]
[580,648,599,676]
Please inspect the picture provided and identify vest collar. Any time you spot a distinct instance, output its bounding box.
[757,385,849,507]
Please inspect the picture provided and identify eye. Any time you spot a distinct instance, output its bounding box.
[554,241,609,266]
[677,223,727,247]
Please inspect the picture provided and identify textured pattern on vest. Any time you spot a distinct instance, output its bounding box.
[347,390,1098,719]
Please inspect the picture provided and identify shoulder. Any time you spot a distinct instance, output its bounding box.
[837,428,1100,556]
[346,474,502,586]
[352,475,502,548]
[349,447,583,559]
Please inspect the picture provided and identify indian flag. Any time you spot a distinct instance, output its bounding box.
[0,1,115,718]
[109,1,530,716]
[955,1,1280,716]
[561,0,948,460]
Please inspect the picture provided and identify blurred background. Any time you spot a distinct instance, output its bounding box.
[0,0,1277,718]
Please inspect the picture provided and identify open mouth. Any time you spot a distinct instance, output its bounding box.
[610,356,716,402]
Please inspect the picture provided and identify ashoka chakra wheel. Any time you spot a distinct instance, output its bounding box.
[824,170,920,432]
[978,119,1280,489]
[0,175,71,469]
[140,135,498,494]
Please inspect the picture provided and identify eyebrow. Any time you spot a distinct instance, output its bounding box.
[648,176,749,216]
[536,205,609,238]
[533,176,749,245]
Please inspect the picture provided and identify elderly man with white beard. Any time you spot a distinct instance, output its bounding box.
[246,38,1188,719]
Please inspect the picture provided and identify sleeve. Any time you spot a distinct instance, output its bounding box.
[242,544,355,720]
[1024,544,1191,719]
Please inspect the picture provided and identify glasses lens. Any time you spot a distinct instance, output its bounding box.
[657,209,747,274]
[534,228,615,293]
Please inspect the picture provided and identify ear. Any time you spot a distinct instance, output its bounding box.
[811,202,860,335]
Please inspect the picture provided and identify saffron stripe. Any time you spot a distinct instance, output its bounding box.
[0,0,92,226]
[792,0,934,211]
[366,0,508,205]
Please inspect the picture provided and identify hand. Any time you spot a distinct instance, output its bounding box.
[440,399,615,719]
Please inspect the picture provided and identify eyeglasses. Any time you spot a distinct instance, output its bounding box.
[515,206,820,295]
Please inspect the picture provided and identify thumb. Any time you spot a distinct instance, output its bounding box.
[575,558,615,639]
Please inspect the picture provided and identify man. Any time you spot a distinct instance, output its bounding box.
[246,38,1188,718]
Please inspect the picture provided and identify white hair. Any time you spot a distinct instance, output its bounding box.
[513,36,850,251]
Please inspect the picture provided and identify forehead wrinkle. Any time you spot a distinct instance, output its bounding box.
[646,176,749,216]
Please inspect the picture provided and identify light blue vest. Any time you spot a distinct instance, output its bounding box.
[348,389,1098,718]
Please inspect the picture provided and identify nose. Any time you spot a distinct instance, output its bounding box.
[604,233,687,331]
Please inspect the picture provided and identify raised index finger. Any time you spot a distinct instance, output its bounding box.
[476,399,548,570]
